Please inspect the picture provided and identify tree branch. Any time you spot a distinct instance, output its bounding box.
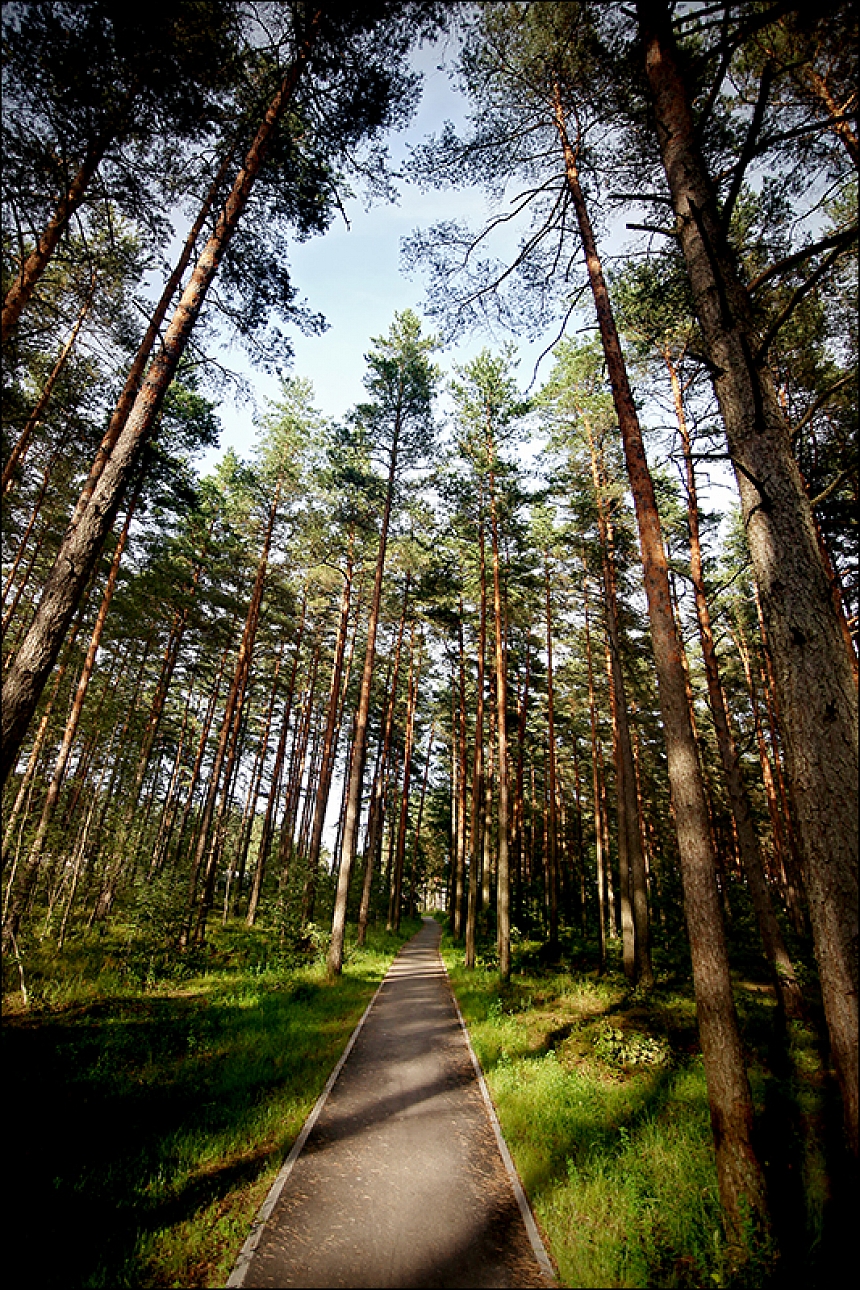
[756,242,853,359]
[626,221,679,237]
[721,61,776,231]
[747,224,858,292]
[791,373,855,441]
[810,466,856,508]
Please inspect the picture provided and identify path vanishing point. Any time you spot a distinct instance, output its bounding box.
[227,918,556,1289]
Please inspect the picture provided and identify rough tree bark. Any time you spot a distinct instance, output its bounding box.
[554,82,770,1243]
[638,0,857,1154]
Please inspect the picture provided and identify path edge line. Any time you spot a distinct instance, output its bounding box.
[443,957,557,1285]
[224,970,389,1289]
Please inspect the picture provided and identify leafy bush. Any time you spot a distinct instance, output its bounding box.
[592,1020,672,1069]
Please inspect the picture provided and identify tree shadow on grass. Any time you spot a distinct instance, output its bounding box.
[3,975,381,1288]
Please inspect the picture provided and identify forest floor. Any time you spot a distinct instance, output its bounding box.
[441,925,856,1290]
[2,911,855,1288]
[2,917,424,1288]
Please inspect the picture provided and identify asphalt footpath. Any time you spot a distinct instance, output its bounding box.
[227,917,556,1289]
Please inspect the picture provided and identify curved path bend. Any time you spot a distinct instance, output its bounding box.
[228,917,555,1289]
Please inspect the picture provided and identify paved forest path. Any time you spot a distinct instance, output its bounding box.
[228,917,555,1289]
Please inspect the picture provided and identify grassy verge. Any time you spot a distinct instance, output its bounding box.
[3,916,421,1289]
[439,928,845,1290]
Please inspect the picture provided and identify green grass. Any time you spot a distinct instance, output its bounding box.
[3,916,422,1288]
[440,929,850,1290]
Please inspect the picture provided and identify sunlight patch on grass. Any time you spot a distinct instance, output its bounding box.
[3,917,422,1289]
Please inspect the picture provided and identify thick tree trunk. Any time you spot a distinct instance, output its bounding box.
[0,26,320,786]
[2,612,85,862]
[668,348,803,1017]
[639,0,858,1154]
[2,488,137,945]
[554,85,770,1242]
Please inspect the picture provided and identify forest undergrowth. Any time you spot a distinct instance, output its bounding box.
[1,915,422,1289]
[440,920,853,1290]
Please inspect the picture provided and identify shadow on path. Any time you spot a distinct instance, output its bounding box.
[234,919,554,1289]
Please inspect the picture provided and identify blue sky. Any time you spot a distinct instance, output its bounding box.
[205,35,738,518]
[209,39,570,458]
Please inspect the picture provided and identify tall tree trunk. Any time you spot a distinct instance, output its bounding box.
[150,677,196,876]
[2,282,94,494]
[2,612,85,861]
[388,626,420,932]
[638,0,858,1154]
[226,644,284,920]
[328,430,399,974]
[246,601,306,925]
[554,86,770,1242]
[1,137,109,343]
[452,606,469,941]
[544,549,560,950]
[2,486,138,945]
[302,534,355,923]
[466,508,488,968]
[0,19,322,785]
[181,481,281,947]
[583,410,652,983]
[487,424,511,981]
[357,578,410,945]
[667,348,803,1017]
[409,721,435,918]
[85,635,154,922]
[584,580,608,974]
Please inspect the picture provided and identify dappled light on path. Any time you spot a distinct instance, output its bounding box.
[233,919,554,1288]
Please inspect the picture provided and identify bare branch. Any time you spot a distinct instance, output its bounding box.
[810,467,856,508]
[626,221,680,237]
[721,61,776,231]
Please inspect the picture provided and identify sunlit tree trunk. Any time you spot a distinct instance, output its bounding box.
[358,582,410,945]
[554,85,769,1238]
[466,509,488,968]
[388,625,420,932]
[0,27,321,785]
[667,348,803,1016]
[328,440,398,975]
[639,0,857,1154]
[303,533,355,923]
